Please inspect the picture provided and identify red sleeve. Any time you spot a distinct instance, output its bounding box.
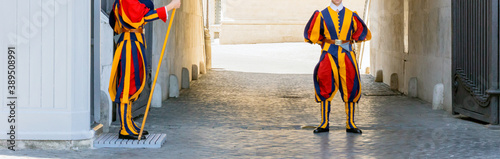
[156,6,168,22]
[121,0,151,23]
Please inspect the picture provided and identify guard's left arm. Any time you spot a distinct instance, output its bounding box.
[144,7,168,22]
[144,0,181,23]
[352,12,371,42]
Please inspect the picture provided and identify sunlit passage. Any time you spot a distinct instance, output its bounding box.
[212,42,320,74]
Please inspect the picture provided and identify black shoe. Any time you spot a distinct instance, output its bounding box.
[313,128,330,133]
[346,128,362,134]
[119,134,146,140]
[134,123,148,135]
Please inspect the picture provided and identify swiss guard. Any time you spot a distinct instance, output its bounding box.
[108,0,180,140]
[304,0,371,133]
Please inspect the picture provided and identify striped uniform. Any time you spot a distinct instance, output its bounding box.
[108,0,168,136]
[304,6,371,129]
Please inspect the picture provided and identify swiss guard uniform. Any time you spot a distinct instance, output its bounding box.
[304,3,371,133]
[108,0,169,139]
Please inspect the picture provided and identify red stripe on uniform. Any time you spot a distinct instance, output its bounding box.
[318,55,333,99]
[345,55,356,100]
[129,53,138,96]
[138,50,144,83]
[308,12,320,37]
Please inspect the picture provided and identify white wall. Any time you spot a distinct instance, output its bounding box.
[369,0,452,111]
[151,0,206,101]
[406,0,452,111]
[152,0,171,102]
[369,0,405,88]
[0,0,92,140]
[219,0,366,44]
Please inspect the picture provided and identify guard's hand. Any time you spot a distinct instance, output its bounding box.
[166,0,181,11]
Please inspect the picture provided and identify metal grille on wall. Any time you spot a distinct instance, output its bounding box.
[452,0,499,124]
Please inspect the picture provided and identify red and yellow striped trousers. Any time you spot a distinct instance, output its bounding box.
[314,48,361,129]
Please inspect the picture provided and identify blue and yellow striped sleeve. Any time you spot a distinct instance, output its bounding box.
[352,12,371,41]
[304,10,325,44]
[144,6,168,23]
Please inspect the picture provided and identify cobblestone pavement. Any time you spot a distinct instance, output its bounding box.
[2,43,500,158]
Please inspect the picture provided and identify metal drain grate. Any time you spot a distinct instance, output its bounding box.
[94,133,167,148]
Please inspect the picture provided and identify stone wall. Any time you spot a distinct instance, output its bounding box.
[369,0,405,91]
[152,0,206,103]
[369,0,452,111]
[219,0,366,44]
